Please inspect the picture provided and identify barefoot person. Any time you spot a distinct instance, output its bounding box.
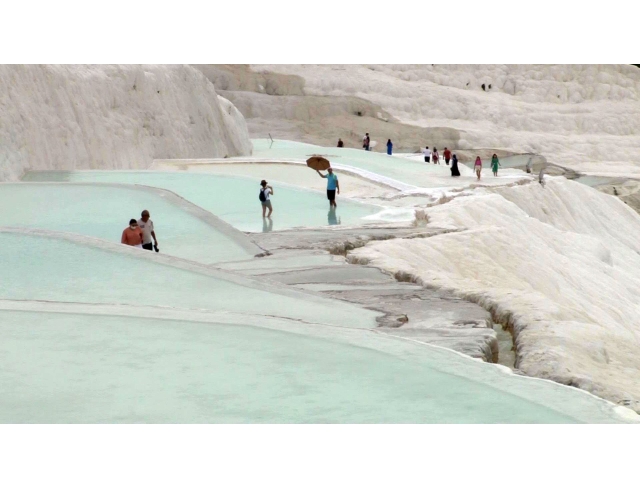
[121,219,143,248]
[474,156,482,180]
[423,146,432,163]
[317,167,340,208]
[443,147,452,165]
[259,180,274,218]
[451,154,461,177]
[491,154,501,177]
[138,210,158,252]
[432,147,440,165]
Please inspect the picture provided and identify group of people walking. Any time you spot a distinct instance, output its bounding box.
[343,135,508,180]
[423,146,462,177]
[422,146,452,165]
[473,154,502,180]
[121,210,159,251]
[423,146,502,180]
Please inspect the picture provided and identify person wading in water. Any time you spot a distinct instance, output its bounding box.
[316,167,340,208]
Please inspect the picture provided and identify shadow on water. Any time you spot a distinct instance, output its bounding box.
[328,208,341,226]
[262,217,273,233]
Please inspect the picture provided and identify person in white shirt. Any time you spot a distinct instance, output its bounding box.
[138,210,158,252]
[423,146,432,163]
[260,179,274,218]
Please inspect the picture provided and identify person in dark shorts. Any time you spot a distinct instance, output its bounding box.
[443,147,452,165]
[316,167,340,208]
[137,210,158,251]
[259,180,274,218]
[423,146,431,163]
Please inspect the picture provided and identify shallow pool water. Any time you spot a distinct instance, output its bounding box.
[0,309,629,423]
[0,232,379,329]
[0,183,254,264]
[250,139,458,187]
[6,144,636,424]
[22,171,383,232]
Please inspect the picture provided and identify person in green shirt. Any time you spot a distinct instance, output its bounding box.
[491,154,501,177]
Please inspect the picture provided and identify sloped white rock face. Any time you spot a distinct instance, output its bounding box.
[0,65,252,181]
[252,64,640,175]
[350,178,640,410]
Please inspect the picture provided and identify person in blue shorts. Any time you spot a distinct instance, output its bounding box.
[316,167,340,208]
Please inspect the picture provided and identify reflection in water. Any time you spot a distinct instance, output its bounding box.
[328,208,341,226]
[262,217,273,233]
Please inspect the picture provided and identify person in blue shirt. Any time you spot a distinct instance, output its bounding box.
[316,167,340,208]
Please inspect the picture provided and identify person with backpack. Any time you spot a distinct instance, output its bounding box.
[259,180,274,218]
[443,147,452,165]
[491,154,501,177]
[386,139,393,155]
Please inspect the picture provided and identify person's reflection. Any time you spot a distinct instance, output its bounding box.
[328,208,341,226]
[262,217,273,233]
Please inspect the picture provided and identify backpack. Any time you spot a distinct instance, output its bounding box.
[259,188,267,202]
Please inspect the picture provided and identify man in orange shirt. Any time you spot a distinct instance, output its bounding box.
[121,219,144,248]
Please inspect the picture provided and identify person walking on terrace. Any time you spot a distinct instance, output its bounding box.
[432,147,440,165]
[474,156,483,180]
[451,154,461,177]
[443,147,452,165]
[259,180,274,218]
[386,139,393,155]
[138,210,158,252]
[423,146,431,163]
[316,167,340,208]
[491,154,501,177]
[121,219,143,248]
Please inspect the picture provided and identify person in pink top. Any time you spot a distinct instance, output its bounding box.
[121,219,144,248]
[474,156,482,181]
